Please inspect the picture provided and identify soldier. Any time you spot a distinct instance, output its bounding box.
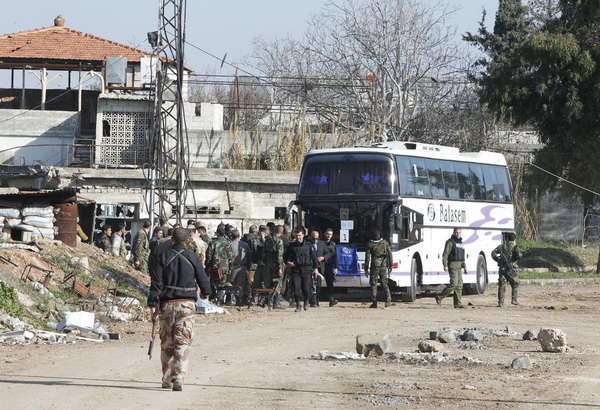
[364,228,393,308]
[149,227,164,255]
[204,226,233,299]
[111,222,128,259]
[230,229,252,304]
[132,220,152,274]
[323,228,339,307]
[147,227,211,392]
[284,228,319,312]
[251,225,269,289]
[435,227,467,309]
[196,224,212,245]
[187,225,207,266]
[492,232,522,307]
[263,225,285,309]
[95,224,112,253]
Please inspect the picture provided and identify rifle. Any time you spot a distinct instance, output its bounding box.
[498,249,514,272]
[147,304,160,360]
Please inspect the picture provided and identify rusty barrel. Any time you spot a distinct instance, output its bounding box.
[55,203,78,247]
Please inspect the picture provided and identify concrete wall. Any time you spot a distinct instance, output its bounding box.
[58,166,300,238]
[0,110,78,166]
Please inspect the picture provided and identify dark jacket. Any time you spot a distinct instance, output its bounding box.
[284,240,318,274]
[147,244,211,307]
[323,240,338,274]
[309,238,328,273]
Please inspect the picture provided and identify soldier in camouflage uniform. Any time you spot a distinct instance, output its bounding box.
[196,224,212,245]
[365,228,393,308]
[436,227,467,309]
[95,224,112,253]
[111,222,128,259]
[204,226,233,300]
[263,225,285,309]
[492,232,522,307]
[147,227,211,392]
[132,220,151,274]
[249,225,269,289]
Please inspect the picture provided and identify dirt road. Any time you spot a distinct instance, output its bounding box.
[1,281,600,409]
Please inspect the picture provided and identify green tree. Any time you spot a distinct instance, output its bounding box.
[465,0,600,206]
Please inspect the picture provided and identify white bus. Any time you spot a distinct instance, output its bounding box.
[292,141,514,301]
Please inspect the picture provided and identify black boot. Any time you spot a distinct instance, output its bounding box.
[295,302,301,312]
[273,294,285,310]
[369,301,378,308]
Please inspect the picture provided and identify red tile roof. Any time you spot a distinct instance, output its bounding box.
[0,25,150,63]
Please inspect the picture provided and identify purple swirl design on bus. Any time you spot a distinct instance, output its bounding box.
[463,205,512,244]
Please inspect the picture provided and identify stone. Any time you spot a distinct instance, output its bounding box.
[511,356,533,369]
[538,328,568,353]
[316,351,366,361]
[418,340,444,353]
[71,256,90,272]
[461,330,485,342]
[437,329,459,343]
[356,333,393,357]
[523,330,537,341]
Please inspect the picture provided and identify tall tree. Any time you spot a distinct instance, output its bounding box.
[465,0,600,205]
[252,0,490,145]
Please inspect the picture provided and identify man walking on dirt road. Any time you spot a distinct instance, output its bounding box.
[436,227,467,309]
[148,227,211,392]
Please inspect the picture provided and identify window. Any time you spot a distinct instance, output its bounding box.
[454,162,472,199]
[469,164,486,200]
[441,161,460,199]
[299,154,397,196]
[426,159,445,199]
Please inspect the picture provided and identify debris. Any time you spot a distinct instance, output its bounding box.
[196,298,229,314]
[512,356,533,369]
[437,329,459,343]
[107,306,133,322]
[315,351,366,361]
[418,340,444,353]
[458,342,486,350]
[356,333,393,357]
[538,328,568,353]
[461,330,485,342]
[428,331,437,340]
[57,311,95,332]
[523,330,537,341]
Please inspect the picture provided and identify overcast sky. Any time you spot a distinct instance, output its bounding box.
[3,0,499,75]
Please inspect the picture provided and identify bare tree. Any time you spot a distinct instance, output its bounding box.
[252,0,471,141]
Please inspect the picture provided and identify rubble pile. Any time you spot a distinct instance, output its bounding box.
[0,311,120,345]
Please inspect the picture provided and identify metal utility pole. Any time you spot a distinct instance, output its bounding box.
[149,0,189,226]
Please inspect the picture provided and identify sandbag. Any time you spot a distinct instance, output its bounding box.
[0,209,20,219]
[4,218,22,228]
[23,215,55,229]
[22,206,55,217]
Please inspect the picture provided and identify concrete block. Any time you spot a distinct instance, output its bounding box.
[356,333,393,357]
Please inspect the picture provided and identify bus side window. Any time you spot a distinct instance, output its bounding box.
[426,159,445,199]
[441,160,460,199]
[469,164,486,200]
[410,158,431,198]
[454,162,472,199]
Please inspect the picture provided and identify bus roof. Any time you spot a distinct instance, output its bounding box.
[305,141,508,166]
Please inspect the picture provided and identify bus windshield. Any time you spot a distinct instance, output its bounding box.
[302,201,394,250]
[298,154,397,196]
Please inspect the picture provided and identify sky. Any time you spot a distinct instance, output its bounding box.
[2,0,499,78]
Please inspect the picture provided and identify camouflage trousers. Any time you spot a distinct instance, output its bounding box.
[369,267,391,303]
[159,300,195,384]
[498,269,519,305]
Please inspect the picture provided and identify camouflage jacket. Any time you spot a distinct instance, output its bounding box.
[365,239,392,271]
[200,233,212,244]
[242,233,263,264]
[205,237,232,273]
[96,233,112,253]
[132,229,150,261]
[263,235,284,267]
[492,242,522,271]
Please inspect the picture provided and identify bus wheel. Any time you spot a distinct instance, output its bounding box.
[401,258,418,302]
[466,254,488,295]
